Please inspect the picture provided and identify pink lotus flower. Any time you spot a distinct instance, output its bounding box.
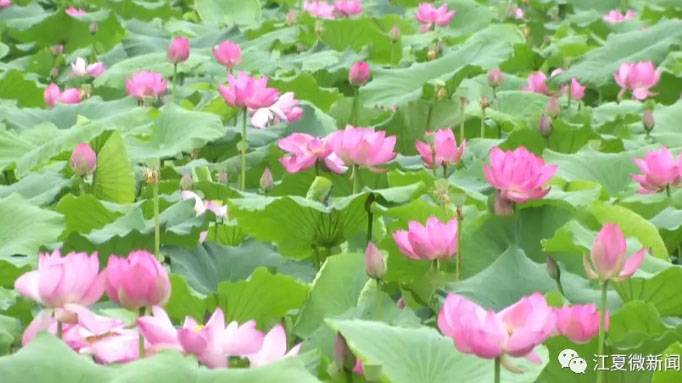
[104,250,170,310]
[0,0,12,9]
[349,62,370,87]
[278,133,347,174]
[181,190,228,218]
[219,71,280,110]
[522,71,550,95]
[631,147,682,193]
[603,10,635,24]
[334,0,362,17]
[555,304,608,344]
[14,250,105,308]
[44,84,82,108]
[392,216,458,261]
[570,77,586,100]
[71,57,106,78]
[125,71,167,100]
[438,293,555,365]
[415,3,456,33]
[583,224,646,283]
[365,242,386,280]
[246,325,302,367]
[483,146,557,204]
[70,143,97,177]
[415,129,466,170]
[304,0,335,19]
[213,41,242,69]
[250,92,304,129]
[614,61,661,100]
[167,36,190,64]
[488,68,504,88]
[21,305,89,348]
[326,125,396,172]
[65,7,86,16]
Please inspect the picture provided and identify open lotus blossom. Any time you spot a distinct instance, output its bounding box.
[70,57,106,78]
[326,125,397,172]
[246,324,302,367]
[392,216,458,261]
[104,250,170,310]
[613,61,661,100]
[21,306,85,348]
[631,147,682,193]
[14,249,104,308]
[555,304,608,344]
[70,143,97,177]
[415,3,456,33]
[0,0,11,9]
[278,133,347,174]
[415,129,466,170]
[603,10,635,24]
[213,41,241,69]
[522,71,550,95]
[219,71,280,110]
[181,190,228,218]
[125,71,167,100]
[569,77,586,100]
[304,0,335,19]
[250,92,304,129]
[583,224,646,283]
[334,0,362,17]
[438,293,555,367]
[65,7,86,16]
[484,146,558,204]
[44,83,82,108]
[167,36,190,64]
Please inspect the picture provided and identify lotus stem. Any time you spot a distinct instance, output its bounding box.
[494,356,501,383]
[666,185,672,201]
[79,177,86,196]
[459,101,465,143]
[57,320,63,339]
[172,63,178,104]
[351,87,360,126]
[138,307,146,358]
[456,209,463,281]
[240,108,248,191]
[351,164,360,194]
[596,281,608,383]
[153,171,160,260]
[480,107,486,138]
[376,281,382,321]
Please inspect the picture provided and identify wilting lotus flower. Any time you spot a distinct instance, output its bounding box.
[570,77,586,100]
[583,224,646,283]
[365,242,386,280]
[488,68,504,88]
[0,0,11,9]
[603,9,635,24]
[304,0,335,19]
[349,62,370,87]
[392,216,458,261]
[250,92,304,129]
[416,129,466,170]
[219,71,280,110]
[631,147,682,193]
[522,71,550,95]
[555,304,608,344]
[213,41,241,69]
[71,57,106,78]
[415,3,456,33]
[104,250,170,310]
[484,146,557,204]
[167,36,190,64]
[65,7,86,16]
[334,0,362,17]
[614,61,661,100]
[44,84,82,108]
[125,71,167,100]
[438,293,555,366]
[14,250,105,308]
[70,143,97,177]
[327,125,396,172]
[247,325,302,367]
[21,307,83,348]
[278,133,347,174]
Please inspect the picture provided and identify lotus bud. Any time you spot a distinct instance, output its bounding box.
[89,21,98,35]
[365,242,387,280]
[545,97,560,119]
[389,25,401,42]
[538,114,552,137]
[436,85,448,101]
[218,170,228,185]
[70,143,97,177]
[493,193,514,216]
[396,297,406,309]
[427,49,437,61]
[260,166,274,192]
[334,334,356,372]
[487,68,504,88]
[180,173,193,190]
[50,67,59,79]
[349,62,370,87]
[546,255,560,281]
[50,44,64,56]
[144,168,159,184]
[642,109,655,132]
[167,36,190,64]
[286,10,297,26]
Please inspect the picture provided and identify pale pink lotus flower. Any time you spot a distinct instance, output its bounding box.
[522,71,550,95]
[415,3,456,33]
[613,61,661,100]
[278,133,347,174]
[246,324,302,367]
[70,57,106,78]
[631,147,682,193]
[365,242,386,280]
[583,224,646,283]
[167,36,190,64]
[334,0,362,17]
[304,0,336,19]
[326,125,397,172]
[353,358,364,374]
[44,83,82,108]
[125,70,167,100]
[392,216,458,261]
[438,293,555,366]
[70,143,97,177]
[21,306,87,348]
[104,250,170,310]
[14,250,105,309]
[415,129,466,170]
[570,77,586,100]
[181,190,228,218]
[349,62,370,86]
[219,71,280,110]
[509,5,523,20]
[603,9,635,24]
[250,92,304,129]
[483,146,557,204]
[213,41,242,69]
[555,304,608,344]
[65,7,86,16]
[0,0,11,9]
[487,68,504,88]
